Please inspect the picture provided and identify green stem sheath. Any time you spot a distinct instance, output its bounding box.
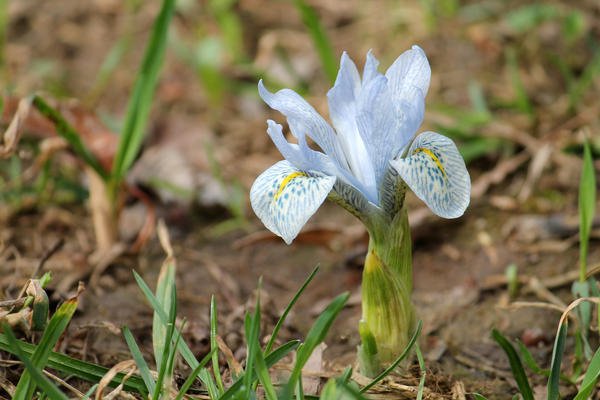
[358,207,415,377]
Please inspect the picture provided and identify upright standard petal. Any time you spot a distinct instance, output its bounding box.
[385,45,431,101]
[258,80,349,172]
[327,52,377,201]
[250,160,336,244]
[390,132,470,218]
[383,46,430,142]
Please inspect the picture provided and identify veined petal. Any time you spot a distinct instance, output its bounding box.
[250,160,336,244]
[390,132,470,218]
[362,50,380,86]
[327,53,377,201]
[385,45,431,101]
[258,80,349,172]
[266,120,338,176]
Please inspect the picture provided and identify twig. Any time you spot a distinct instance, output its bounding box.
[31,238,65,279]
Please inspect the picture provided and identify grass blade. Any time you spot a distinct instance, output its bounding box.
[218,340,300,400]
[123,326,156,395]
[265,265,319,355]
[153,259,176,369]
[573,346,600,400]
[505,48,533,115]
[491,329,533,400]
[579,138,596,281]
[111,0,176,182]
[283,292,349,399]
[415,344,426,400]
[473,395,488,400]
[133,270,218,395]
[517,341,574,384]
[252,338,277,400]
[3,323,69,400]
[174,348,217,400]
[360,320,422,394]
[152,281,178,400]
[0,333,146,393]
[292,0,337,84]
[547,322,568,400]
[15,287,80,398]
[211,296,225,394]
[244,279,262,399]
[31,96,108,180]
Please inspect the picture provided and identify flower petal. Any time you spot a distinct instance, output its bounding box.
[362,50,380,87]
[390,132,470,218]
[258,80,348,172]
[327,53,377,201]
[266,120,337,176]
[250,160,336,244]
[385,45,431,102]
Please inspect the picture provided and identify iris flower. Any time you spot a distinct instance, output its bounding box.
[251,46,470,243]
[251,46,470,375]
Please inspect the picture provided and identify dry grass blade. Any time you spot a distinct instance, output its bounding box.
[95,359,138,400]
[216,334,243,376]
[557,297,600,335]
[0,97,31,158]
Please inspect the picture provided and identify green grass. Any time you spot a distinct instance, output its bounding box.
[292,0,338,84]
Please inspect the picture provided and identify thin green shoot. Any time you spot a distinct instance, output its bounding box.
[82,384,98,400]
[111,0,176,186]
[208,0,245,63]
[517,341,574,384]
[2,322,69,400]
[0,333,146,393]
[173,348,216,400]
[264,265,319,355]
[86,35,133,106]
[153,261,176,372]
[505,264,519,299]
[491,329,533,400]
[505,48,533,116]
[547,322,568,400]
[15,290,79,399]
[243,278,263,399]
[569,50,600,111]
[252,337,277,400]
[579,138,596,282]
[152,283,179,400]
[132,270,220,397]
[217,340,300,400]
[360,320,423,394]
[296,379,305,400]
[123,326,156,395]
[415,344,426,400]
[282,292,350,400]
[473,394,488,400]
[573,346,600,400]
[31,96,109,181]
[292,0,338,84]
[211,296,225,394]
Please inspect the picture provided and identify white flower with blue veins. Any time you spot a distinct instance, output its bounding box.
[251,46,470,244]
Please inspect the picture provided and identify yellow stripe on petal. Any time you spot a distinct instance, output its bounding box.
[274,172,307,200]
[412,148,447,179]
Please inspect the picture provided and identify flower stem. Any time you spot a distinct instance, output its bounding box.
[358,207,415,377]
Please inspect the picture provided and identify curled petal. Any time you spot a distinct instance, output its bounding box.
[258,80,348,171]
[250,160,336,244]
[390,132,470,218]
[266,120,338,176]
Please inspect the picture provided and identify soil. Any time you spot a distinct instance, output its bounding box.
[1,0,600,399]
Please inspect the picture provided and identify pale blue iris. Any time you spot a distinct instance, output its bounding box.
[251,46,470,244]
